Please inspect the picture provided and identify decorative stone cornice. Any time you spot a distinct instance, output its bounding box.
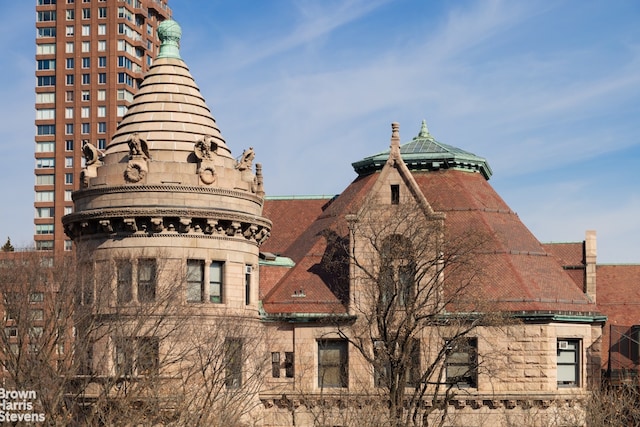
[63,208,271,246]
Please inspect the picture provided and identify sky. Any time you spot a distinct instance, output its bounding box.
[0,0,639,263]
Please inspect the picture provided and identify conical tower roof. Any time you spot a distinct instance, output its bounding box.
[106,19,232,162]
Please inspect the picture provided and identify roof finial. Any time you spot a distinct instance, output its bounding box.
[157,19,182,59]
[418,119,430,138]
[388,122,401,165]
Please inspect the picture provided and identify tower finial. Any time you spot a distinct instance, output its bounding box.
[157,20,182,59]
[418,119,429,138]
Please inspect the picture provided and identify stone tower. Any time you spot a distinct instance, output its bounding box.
[63,20,271,423]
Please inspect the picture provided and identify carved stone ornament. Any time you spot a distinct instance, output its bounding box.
[236,147,255,171]
[198,162,216,185]
[124,159,148,183]
[194,135,218,160]
[127,132,151,160]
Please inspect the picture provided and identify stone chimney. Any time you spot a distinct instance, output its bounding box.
[584,230,597,302]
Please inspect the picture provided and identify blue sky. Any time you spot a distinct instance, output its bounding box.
[1,0,639,263]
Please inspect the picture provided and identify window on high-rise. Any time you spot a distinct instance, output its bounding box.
[98,122,106,133]
[117,105,127,117]
[36,109,55,120]
[97,89,106,101]
[98,40,106,51]
[82,8,90,19]
[37,124,55,135]
[66,91,74,102]
[81,123,90,134]
[37,76,56,87]
[36,224,54,235]
[65,58,74,69]
[98,7,107,18]
[98,56,106,67]
[36,207,54,218]
[82,25,90,36]
[64,190,72,201]
[65,42,73,53]
[65,140,74,151]
[65,173,73,185]
[81,73,90,85]
[35,191,54,202]
[37,11,56,22]
[97,139,106,150]
[36,175,55,186]
[65,157,73,168]
[37,59,55,70]
[65,74,74,85]
[98,24,106,35]
[81,90,90,101]
[36,158,55,169]
[81,107,89,118]
[37,27,56,38]
[81,41,90,52]
[97,106,106,117]
[36,141,55,153]
[36,92,55,104]
[37,43,56,55]
[65,9,74,20]
[98,73,106,84]
[82,57,90,68]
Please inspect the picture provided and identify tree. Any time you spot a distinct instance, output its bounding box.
[1,237,14,252]
[326,186,506,427]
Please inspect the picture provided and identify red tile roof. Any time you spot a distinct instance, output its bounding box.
[261,169,599,317]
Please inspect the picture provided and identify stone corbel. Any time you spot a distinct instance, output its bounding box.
[226,221,242,236]
[178,217,191,233]
[243,224,258,240]
[123,218,138,232]
[205,219,218,234]
[150,217,164,233]
[99,219,113,233]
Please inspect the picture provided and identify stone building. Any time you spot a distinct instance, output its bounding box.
[58,18,611,427]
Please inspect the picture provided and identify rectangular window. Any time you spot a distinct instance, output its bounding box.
[36,92,55,104]
[36,141,55,153]
[65,140,74,151]
[271,352,280,378]
[37,76,56,87]
[98,23,106,35]
[81,24,90,36]
[97,89,106,101]
[186,260,204,303]
[36,108,55,120]
[225,338,243,388]
[117,105,128,117]
[37,11,57,22]
[64,206,73,215]
[117,260,133,304]
[37,124,55,135]
[81,90,90,101]
[98,73,106,84]
[557,339,580,387]
[65,123,74,135]
[98,56,106,67]
[138,259,156,303]
[391,184,400,205]
[66,9,74,20]
[65,173,73,185]
[37,27,56,38]
[446,338,477,388]
[97,105,106,117]
[37,59,55,70]
[36,224,54,235]
[36,241,54,250]
[285,352,295,378]
[82,73,90,85]
[36,207,54,218]
[65,107,73,119]
[81,123,90,134]
[65,190,73,201]
[65,42,73,53]
[37,43,56,55]
[65,74,74,85]
[98,7,107,18]
[30,309,44,321]
[245,265,252,305]
[82,8,90,19]
[66,25,74,36]
[64,240,73,251]
[97,40,106,51]
[114,337,134,376]
[65,157,73,167]
[30,292,44,303]
[81,107,89,118]
[81,41,90,52]
[209,262,223,303]
[82,57,90,68]
[36,175,55,185]
[66,91,73,102]
[36,191,54,202]
[36,158,55,168]
[97,138,106,150]
[318,340,348,388]
[98,122,106,133]
[137,337,159,375]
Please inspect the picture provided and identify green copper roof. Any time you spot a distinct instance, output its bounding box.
[156,19,182,59]
[352,120,493,180]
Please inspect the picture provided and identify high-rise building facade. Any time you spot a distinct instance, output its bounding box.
[34,0,171,252]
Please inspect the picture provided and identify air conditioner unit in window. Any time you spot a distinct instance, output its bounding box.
[245,266,252,274]
[558,341,569,350]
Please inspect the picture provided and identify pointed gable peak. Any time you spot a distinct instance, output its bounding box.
[388,122,402,165]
